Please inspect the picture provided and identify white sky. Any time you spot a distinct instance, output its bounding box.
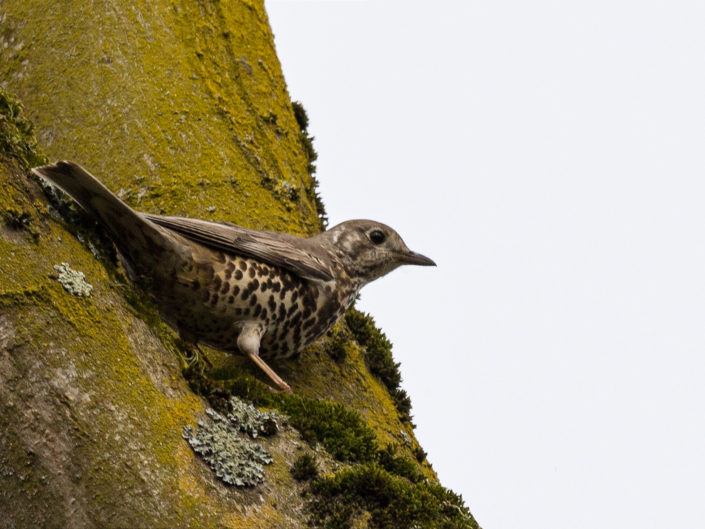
[265,2,705,528]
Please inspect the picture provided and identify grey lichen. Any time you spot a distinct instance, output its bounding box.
[182,397,278,487]
[52,262,93,297]
[228,396,279,438]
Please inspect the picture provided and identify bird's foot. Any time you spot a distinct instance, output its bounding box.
[181,343,213,373]
[266,381,293,394]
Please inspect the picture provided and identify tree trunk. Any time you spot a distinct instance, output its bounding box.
[0,2,478,528]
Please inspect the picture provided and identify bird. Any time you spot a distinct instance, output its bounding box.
[32,161,436,393]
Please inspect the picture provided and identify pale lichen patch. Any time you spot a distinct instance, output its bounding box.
[183,397,279,487]
[52,262,93,297]
[228,396,279,438]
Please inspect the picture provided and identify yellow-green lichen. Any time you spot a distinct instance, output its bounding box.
[1,0,322,236]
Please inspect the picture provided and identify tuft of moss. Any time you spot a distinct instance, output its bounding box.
[390,387,412,423]
[292,101,310,131]
[344,309,399,387]
[325,322,351,364]
[292,100,327,230]
[191,365,427,472]
[291,453,319,482]
[274,394,377,463]
[376,444,423,484]
[344,309,412,422]
[188,363,424,471]
[412,444,428,464]
[183,365,270,413]
[0,89,45,167]
[307,463,480,529]
[2,205,32,229]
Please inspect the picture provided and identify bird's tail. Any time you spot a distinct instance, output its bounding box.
[32,161,177,267]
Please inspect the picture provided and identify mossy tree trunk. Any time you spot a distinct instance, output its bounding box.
[0,2,477,528]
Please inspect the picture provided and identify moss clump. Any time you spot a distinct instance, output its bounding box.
[325,322,351,364]
[0,88,45,167]
[344,309,398,388]
[2,205,31,229]
[184,365,269,412]
[290,454,319,482]
[412,444,428,464]
[376,444,423,484]
[308,464,479,529]
[0,89,47,243]
[292,100,327,230]
[344,309,413,422]
[390,388,413,423]
[274,394,377,463]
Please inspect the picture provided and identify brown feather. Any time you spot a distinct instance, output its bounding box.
[143,214,335,281]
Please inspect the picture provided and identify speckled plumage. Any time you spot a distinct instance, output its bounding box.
[161,252,355,361]
[33,161,435,393]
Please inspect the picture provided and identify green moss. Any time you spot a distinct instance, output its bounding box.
[307,464,480,529]
[2,205,31,228]
[292,101,310,131]
[325,322,351,364]
[274,395,377,463]
[412,445,428,464]
[292,100,327,230]
[344,309,412,422]
[0,88,45,168]
[185,364,272,411]
[290,454,319,482]
[344,309,398,387]
[0,88,47,242]
[376,444,423,484]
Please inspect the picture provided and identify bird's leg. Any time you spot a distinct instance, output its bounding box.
[237,324,293,394]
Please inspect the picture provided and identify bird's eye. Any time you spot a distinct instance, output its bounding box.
[369,230,386,244]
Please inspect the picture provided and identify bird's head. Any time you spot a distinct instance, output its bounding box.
[319,219,436,285]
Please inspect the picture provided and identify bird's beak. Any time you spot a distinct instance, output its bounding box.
[399,250,436,267]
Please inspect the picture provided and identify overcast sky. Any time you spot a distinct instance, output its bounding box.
[266,2,705,528]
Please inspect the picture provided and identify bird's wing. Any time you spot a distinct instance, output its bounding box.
[143,214,334,281]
